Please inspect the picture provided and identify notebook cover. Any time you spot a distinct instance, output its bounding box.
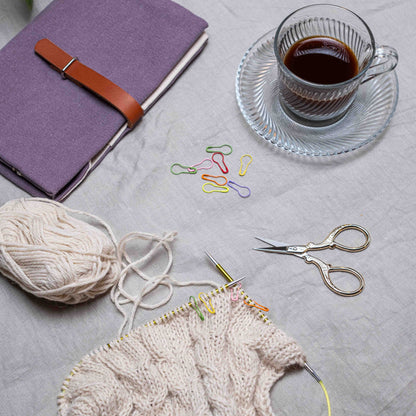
[0,0,208,199]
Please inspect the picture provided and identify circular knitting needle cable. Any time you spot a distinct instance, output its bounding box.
[304,362,331,416]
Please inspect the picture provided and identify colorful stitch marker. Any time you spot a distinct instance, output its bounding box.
[201,174,228,186]
[202,183,229,194]
[211,152,229,174]
[243,298,269,312]
[171,163,198,175]
[205,144,233,155]
[189,296,205,321]
[239,154,253,176]
[230,283,242,301]
[198,292,216,314]
[228,181,251,198]
[188,158,214,172]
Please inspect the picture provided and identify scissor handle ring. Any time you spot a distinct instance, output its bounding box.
[304,255,365,297]
[308,224,371,252]
[325,266,365,297]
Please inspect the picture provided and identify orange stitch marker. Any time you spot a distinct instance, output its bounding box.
[243,298,269,312]
[201,174,228,186]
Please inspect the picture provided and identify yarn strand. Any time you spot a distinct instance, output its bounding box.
[111,230,219,336]
[0,198,219,335]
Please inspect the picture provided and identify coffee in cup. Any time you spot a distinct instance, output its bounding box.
[274,4,398,126]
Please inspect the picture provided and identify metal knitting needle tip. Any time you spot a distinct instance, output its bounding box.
[304,362,322,383]
[205,251,218,266]
[205,251,233,282]
[225,275,246,287]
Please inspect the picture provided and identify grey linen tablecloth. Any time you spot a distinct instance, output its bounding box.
[0,0,415,415]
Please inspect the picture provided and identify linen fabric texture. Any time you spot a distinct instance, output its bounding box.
[58,290,305,416]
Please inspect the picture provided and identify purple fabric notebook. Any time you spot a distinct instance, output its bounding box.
[0,0,208,200]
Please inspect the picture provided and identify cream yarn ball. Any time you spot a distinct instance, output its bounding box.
[0,198,219,335]
[0,198,120,304]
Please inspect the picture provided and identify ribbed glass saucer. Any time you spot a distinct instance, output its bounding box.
[236,28,399,156]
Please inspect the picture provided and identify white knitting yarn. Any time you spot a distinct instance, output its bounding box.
[0,198,120,304]
[0,198,219,334]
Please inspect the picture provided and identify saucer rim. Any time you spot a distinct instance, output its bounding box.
[235,28,399,157]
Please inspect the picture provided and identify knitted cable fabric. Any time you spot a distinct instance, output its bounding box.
[58,289,306,416]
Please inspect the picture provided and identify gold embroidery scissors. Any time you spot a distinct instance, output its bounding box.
[254,224,370,297]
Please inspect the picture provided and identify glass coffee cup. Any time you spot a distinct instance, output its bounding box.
[274,4,398,126]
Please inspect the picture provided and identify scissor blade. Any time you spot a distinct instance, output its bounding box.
[254,237,306,254]
[253,247,292,253]
[254,236,290,248]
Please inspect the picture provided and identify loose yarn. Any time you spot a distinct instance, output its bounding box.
[0,198,218,334]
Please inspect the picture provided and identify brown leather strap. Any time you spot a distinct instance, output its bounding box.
[35,38,143,128]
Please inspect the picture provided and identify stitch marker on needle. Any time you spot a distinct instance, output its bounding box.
[225,275,246,287]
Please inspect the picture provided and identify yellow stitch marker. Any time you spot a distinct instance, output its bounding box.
[198,292,216,314]
[239,154,253,176]
[202,182,229,194]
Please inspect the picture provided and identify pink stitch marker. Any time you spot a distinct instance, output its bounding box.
[230,283,242,301]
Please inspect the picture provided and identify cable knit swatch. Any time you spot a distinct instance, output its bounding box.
[58,288,306,416]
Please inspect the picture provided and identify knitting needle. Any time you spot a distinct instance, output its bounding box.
[304,362,321,382]
[304,363,332,415]
[224,275,246,287]
[205,251,234,282]
[205,252,263,311]
[205,252,246,287]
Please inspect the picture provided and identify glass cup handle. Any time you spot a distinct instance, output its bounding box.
[361,45,398,84]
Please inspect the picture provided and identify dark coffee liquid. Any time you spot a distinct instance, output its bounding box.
[284,36,359,84]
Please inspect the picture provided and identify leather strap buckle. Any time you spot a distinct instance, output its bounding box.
[35,38,143,128]
[61,57,78,79]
